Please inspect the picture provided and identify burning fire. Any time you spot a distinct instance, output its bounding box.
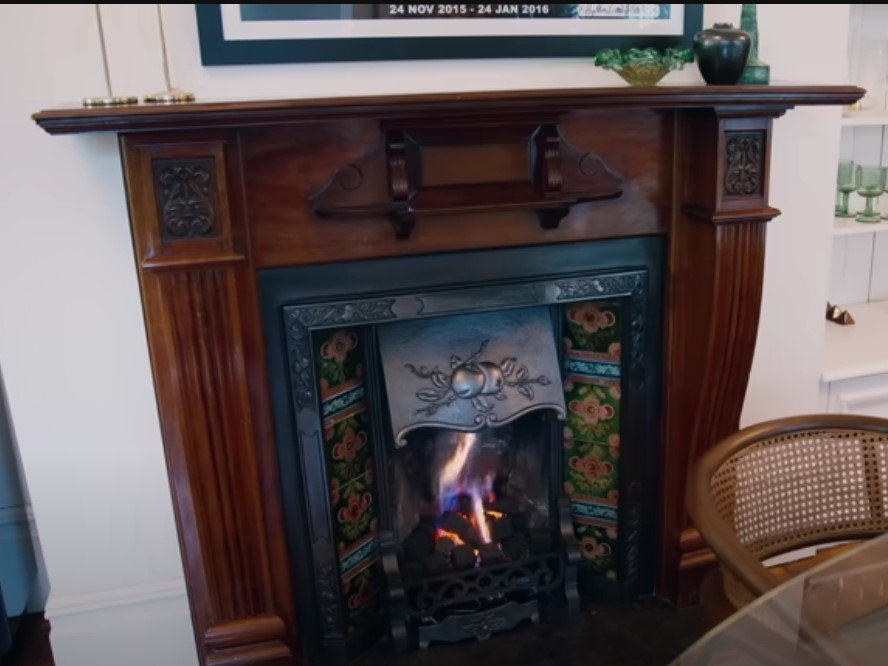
[437,432,475,502]
[471,487,491,543]
[437,432,494,543]
[436,529,465,546]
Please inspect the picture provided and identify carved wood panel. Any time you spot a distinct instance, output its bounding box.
[723,131,765,197]
[241,110,671,269]
[715,116,773,215]
[152,158,219,241]
[308,122,623,239]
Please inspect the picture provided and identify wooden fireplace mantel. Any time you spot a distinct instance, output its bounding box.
[34,84,862,666]
[35,84,860,135]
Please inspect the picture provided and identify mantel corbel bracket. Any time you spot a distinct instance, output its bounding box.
[309,122,623,240]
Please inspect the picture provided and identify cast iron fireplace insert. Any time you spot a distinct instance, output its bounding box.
[260,236,662,663]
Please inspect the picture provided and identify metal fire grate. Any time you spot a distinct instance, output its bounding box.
[407,551,564,619]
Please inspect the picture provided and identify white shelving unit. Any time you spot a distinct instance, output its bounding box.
[842,110,888,127]
[822,5,888,418]
[823,300,888,382]
[833,216,888,236]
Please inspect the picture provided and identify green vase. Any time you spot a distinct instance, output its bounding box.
[739,4,770,84]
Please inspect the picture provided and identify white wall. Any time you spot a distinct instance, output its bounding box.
[740,5,851,425]
[0,4,849,664]
[0,5,195,665]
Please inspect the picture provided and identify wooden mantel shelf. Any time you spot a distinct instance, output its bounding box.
[33,84,863,135]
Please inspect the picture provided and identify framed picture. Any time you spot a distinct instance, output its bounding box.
[196,4,703,65]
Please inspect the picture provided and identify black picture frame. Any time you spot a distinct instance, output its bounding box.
[196,4,703,65]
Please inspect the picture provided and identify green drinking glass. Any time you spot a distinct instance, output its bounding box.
[836,159,856,217]
[855,165,887,223]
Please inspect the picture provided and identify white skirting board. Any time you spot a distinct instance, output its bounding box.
[45,579,198,666]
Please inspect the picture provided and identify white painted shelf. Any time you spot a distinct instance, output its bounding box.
[842,110,888,126]
[834,216,888,236]
[823,300,888,382]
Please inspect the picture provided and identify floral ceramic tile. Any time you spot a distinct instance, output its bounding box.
[562,301,621,580]
[341,559,386,649]
[317,329,363,396]
[314,328,384,654]
[330,466,378,545]
[324,412,373,491]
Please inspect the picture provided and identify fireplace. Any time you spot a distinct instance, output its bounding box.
[33,84,862,666]
[260,239,661,659]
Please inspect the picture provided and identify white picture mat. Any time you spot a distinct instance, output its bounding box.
[220,4,685,41]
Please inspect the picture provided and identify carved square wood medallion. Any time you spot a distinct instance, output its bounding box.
[724,131,765,198]
[152,158,219,242]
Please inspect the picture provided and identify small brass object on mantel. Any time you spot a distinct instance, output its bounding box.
[826,302,855,326]
[143,5,195,105]
[82,5,138,109]
[82,95,139,108]
[144,89,195,104]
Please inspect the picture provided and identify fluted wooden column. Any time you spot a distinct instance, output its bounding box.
[661,108,783,604]
[121,132,298,665]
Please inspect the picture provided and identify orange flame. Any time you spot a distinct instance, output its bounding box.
[437,432,476,505]
[436,432,493,544]
[485,510,504,521]
[436,529,465,546]
[471,494,491,543]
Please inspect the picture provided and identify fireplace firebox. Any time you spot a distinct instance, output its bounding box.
[260,239,661,660]
[34,84,862,666]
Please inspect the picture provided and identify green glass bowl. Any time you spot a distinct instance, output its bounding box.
[594,47,694,86]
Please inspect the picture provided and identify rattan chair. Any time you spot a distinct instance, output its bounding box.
[689,414,888,609]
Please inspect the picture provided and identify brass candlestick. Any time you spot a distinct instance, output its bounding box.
[82,5,138,107]
[144,5,195,104]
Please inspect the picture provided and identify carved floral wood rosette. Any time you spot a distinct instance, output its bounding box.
[152,158,219,241]
[723,131,765,197]
[32,85,863,665]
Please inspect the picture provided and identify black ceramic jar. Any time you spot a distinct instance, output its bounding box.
[694,23,751,85]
